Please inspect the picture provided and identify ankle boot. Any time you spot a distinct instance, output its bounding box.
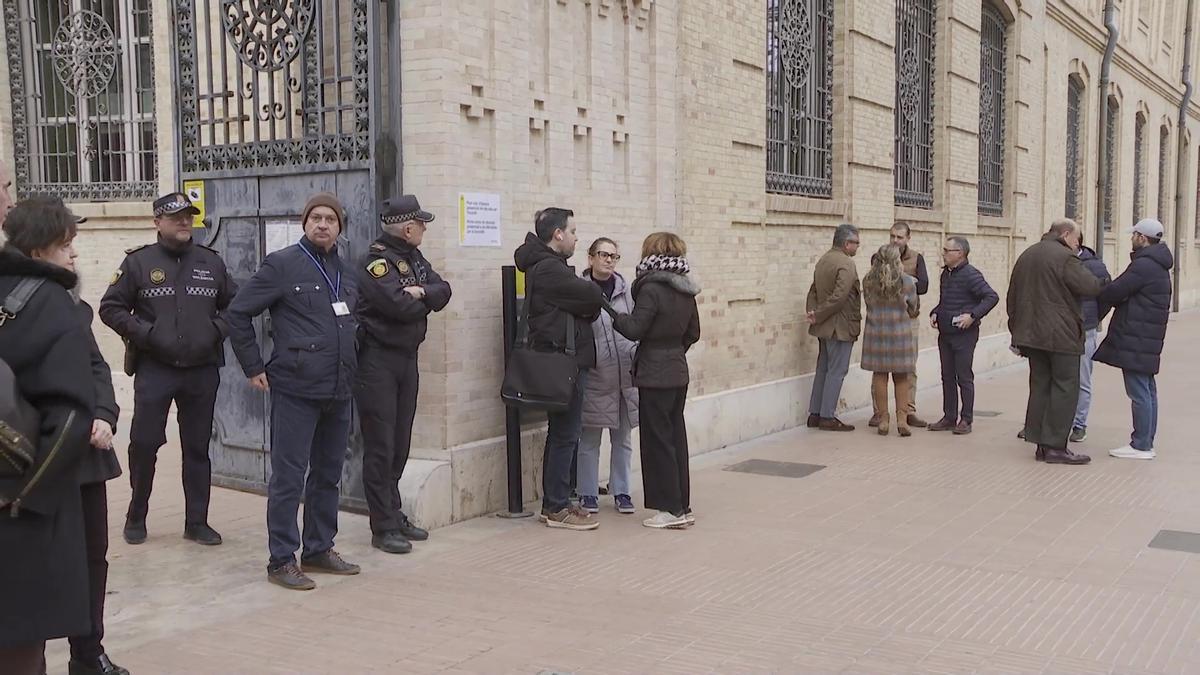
[895,374,913,437]
[871,373,890,435]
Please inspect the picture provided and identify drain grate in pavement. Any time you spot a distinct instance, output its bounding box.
[1149,530,1200,554]
[724,459,825,478]
[973,410,1002,417]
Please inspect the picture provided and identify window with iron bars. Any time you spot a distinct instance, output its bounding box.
[1157,124,1170,225]
[977,4,1006,216]
[1064,77,1084,221]
[766,0,834,198]
[895,0,937,208]
[1103,97,1119,230]
[2,0,157,201]
[1133,113,1146,223]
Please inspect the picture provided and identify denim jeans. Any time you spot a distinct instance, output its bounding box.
[809,338,853,419]
[576,399,634,498]
[543,370,589,512]
[1073,329,1099,429]
[1122,370,1158,451]
[938,331,978,424]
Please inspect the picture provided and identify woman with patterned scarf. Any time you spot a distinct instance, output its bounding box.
[607,233,701,530]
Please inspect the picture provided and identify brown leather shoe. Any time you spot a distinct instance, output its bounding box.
[868,413,882,428]
[1043,447,1090,465]
[819,417,855,432]
[906,414,928,428]
[806,413,820,429]
[952,422,972,435]
[927,418,955,431]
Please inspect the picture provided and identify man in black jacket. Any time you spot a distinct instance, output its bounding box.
[226,192,361,590]
[929,236,999,435]
[1070,239,1111,443]
[99,192,236,547]
[513,207,604,531]
[1095,218,1173,460]
[355,195,452,554]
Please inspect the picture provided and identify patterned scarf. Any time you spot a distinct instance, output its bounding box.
[636,254,690,276]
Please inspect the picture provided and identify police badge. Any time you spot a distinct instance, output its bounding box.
[149,268,166,284]
[396,260,411,275]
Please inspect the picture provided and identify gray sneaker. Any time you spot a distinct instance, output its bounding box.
[268,562,316,591]
[545,505,599,531]
[1069,426,1087,443]
[302,549,361,575]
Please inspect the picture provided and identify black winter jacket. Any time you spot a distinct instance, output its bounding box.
[77,300,122,485]
[1077,246,1112,331]
[227,237,359,400]
[0,247,94,646]
[612,271,702,389]
[355,233,452,354]
[514,233,604,369]
[931,262,999,336]
[1094,242,1173,374]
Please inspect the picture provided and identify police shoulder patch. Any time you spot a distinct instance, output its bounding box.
[109,269,123,285]
[367,258,390,279]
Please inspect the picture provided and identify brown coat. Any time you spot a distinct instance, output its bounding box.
[806,247,862,342]
[1007,234,1104,355]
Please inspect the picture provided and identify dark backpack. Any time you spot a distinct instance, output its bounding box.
[1,278,45,479]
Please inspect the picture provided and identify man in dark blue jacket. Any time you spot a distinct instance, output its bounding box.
[1095,218,1173,460]
[226,192,361,590]
[929,236,999,435]
[1070,240,1111,443]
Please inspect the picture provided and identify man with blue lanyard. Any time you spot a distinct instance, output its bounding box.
[226,193,361,590]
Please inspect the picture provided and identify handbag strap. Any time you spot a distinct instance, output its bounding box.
[519,262,577,357]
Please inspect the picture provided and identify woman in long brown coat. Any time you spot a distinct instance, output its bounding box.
[861,245,920,436]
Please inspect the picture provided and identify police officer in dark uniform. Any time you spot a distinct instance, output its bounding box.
[355,195,452,554]
[99,192,236,547]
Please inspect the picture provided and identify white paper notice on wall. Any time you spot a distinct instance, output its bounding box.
[458,192,502,247]
[264,218,300,256]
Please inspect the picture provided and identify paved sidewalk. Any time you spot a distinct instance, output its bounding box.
[48,313,1200,674]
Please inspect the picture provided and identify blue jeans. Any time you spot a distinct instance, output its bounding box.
[267,391,352,568]
[1122,370,1158,451]
[577,399,634,498]
[1073,329,1099,429]
[543,370,589,512]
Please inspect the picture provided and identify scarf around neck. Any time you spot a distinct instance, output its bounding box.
[636,254,690,276]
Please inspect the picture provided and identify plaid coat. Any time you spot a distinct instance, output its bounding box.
[861,274,920,373]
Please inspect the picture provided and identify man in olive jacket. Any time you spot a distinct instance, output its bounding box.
[1008,219,1104,465]
[805,223,862,432]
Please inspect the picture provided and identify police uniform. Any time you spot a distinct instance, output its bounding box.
[354,196,452,549]
[98,193,236,543]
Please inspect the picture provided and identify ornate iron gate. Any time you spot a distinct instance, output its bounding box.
[174,0,398,509]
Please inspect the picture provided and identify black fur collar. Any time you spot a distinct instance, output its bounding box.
[0,245,78,289]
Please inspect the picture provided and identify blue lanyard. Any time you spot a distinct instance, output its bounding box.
[296,243,341,302]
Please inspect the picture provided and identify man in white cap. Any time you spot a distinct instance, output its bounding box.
[1094,218,1173,460]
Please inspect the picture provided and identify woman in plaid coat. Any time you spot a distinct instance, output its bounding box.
[861,245,920,436]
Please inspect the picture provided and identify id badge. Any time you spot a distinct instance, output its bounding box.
[332,301,350,316]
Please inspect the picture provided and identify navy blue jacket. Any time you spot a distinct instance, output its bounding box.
[1094,242,1173,375]
[226,237,359,400]
[1077,246,1111,331]
[930,262,999,337]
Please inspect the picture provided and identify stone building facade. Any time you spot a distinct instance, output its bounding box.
[1,0,1197,524]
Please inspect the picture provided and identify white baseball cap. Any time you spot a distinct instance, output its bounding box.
[1130,218,1164,239]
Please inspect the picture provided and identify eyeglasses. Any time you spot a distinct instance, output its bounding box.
[942,248,963,253]
[595,251,621,261]
[846,239,860,245]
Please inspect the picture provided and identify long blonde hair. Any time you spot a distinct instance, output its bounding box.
[863,244,904,303]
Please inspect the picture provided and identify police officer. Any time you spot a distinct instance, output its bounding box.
[355,195,452,554]
[99,192,236,547]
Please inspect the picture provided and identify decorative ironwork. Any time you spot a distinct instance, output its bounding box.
[1064,77,1083,220]
[1134,113,1146,223]
[894,0,937,208]
[176,0,372,173]
[766,0,833,197]
[2,0,158,201]
[1104,97,1119,230]
[977,5,1006,216]
[1157,125,1170,224]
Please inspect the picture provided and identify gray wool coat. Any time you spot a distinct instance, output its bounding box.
[581,270,640,429]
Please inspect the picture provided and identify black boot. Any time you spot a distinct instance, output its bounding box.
[69,654,130,675]
[123,518,146,545]
[397,513,429,541]
[183,522,223,546]
[372,532,413,554]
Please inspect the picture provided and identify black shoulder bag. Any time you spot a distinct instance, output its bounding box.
[1,278,45,478]
[500,272,580,412]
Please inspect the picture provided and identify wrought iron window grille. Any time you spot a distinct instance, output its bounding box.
[1103,97,1119,231]
[1064,77,1084,221]
[894,0,937,209]
[1133,113,1146,224]
[977,4,1006,216]
[1157,125,1170,224]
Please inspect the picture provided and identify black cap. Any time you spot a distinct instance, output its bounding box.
[380,195,434,225]
[153,192,201,217]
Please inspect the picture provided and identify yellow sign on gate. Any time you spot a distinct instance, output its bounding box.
[183,180,206,228]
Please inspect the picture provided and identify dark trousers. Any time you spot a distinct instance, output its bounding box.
[1023,348,1080,451]
[543,371,589,512]
[355,345,419,534]
[0,643,45,675]
[938,332,978,424]
[267,391,351,568]
[126,360,219,525]
[68,482,110,663]
[639,386,690,516]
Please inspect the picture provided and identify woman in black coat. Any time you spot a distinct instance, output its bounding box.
[610,232,701,530]
[0,198,96,674]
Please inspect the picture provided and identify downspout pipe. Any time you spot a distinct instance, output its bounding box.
[1173,0,1195,312]
[1096,0,1119,264]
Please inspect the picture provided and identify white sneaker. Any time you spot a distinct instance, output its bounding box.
[642,511,689,529]
[1109,445,1156,460]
